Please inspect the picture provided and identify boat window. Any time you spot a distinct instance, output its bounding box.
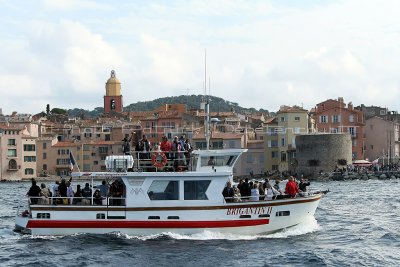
[96,213,105,219]
[200,155,237,167]
[147,180,179,200]
[37,213,50,219]
[184,180,211,200]
[276,211,290,217]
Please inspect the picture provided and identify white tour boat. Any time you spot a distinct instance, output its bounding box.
[15,149,324,236]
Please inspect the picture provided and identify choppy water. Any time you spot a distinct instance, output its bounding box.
[0,180,399,266]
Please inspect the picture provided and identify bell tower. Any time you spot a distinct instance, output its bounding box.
[104,70,123,113]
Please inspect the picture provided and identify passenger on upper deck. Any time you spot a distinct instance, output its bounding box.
[222,181,234,202]
[171,136,184,169]
[184,138,192,165]
[122,131,134,155]
[139,134,151,159]
[160,136,172,159]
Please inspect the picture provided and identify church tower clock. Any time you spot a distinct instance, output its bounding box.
[104,70,123,113]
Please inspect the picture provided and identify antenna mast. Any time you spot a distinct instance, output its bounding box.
[204,49,210,150]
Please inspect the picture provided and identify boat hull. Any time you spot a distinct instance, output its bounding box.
[15,194,321,236]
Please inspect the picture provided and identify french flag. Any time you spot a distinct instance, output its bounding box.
[69,151,76,171]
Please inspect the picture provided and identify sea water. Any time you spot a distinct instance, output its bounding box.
[0,180,399,266]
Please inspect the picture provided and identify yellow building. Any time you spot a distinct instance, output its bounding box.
[264,106,309,173]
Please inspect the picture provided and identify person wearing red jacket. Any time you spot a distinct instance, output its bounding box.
[160,136,172,158]
[285,176,299,198]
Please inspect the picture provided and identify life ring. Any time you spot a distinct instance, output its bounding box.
[152,152,167,168]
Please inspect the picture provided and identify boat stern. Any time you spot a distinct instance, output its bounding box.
[15,215,31,234]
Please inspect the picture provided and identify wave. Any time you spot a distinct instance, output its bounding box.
[113,217,320,241]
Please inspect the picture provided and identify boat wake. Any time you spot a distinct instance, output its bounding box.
[115,217,320,241]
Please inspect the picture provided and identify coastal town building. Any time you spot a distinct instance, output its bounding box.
[364,116,400,163]
[36,137,124,176]
[264,105,309,173]
[0,124,25,181]
[312,97,365,160]
[355,104,388,120]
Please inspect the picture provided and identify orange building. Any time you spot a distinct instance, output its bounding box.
[313,97,365,160]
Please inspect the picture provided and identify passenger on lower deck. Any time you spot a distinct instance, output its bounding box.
[285,176,299,198]
[264,182,280,200]
[110,179,124,205]
[27,179,41,204]
[249,183,259,201]
[93,190,103,205]
[39,183,51,205]
[222,181,234,202]
[81,183,92,205]
[73,184,83,205]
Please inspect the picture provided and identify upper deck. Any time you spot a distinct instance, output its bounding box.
[71,149,248,178]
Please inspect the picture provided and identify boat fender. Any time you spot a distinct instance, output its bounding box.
[152,152,168,168]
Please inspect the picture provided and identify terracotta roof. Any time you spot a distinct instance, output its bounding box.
[277,105,308,113]
[264,117,276,124]
[247,140,264,143]
[86,141,120,145]
[0,124,24,130]
[52,141,77,148]
[192,132,243,140]
[22,135,37,139]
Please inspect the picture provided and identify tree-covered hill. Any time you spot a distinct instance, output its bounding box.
[67,95,269,118]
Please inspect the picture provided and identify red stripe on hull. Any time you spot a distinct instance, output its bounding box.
[27,219,269,229]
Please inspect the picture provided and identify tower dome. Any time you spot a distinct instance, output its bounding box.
[105,70,121,96]
[106,70,121,84]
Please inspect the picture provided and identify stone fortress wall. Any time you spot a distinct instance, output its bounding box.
[296,133,352,177]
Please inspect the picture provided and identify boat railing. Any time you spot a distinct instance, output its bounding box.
[116,151,191,172]
[222,191,322,203]
[27,196,127,206]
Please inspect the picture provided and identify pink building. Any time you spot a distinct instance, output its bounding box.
[313,97,365,160]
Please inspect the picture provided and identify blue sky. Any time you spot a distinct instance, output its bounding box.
[1,0,400,114]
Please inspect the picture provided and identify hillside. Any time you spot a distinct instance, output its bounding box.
[68,95,269,118]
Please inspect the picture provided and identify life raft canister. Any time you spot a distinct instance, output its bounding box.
[151,152,167,168]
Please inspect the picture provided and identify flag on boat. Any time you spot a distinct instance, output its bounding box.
[69,151,76,171]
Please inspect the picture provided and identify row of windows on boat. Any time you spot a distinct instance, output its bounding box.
[30,179,301,204]
[36,211,290,220]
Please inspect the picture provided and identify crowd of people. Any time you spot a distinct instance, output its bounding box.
[27,178,125,206]
[222,176,311,202]
[123,133,192,169]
